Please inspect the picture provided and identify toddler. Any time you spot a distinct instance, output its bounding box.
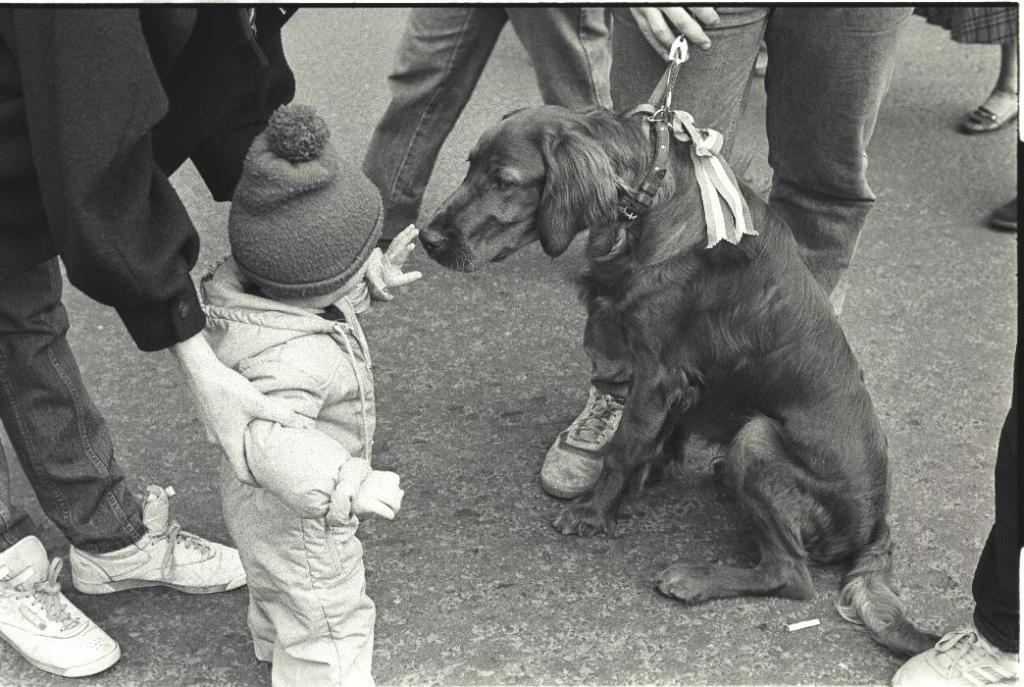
[201,105,419,686]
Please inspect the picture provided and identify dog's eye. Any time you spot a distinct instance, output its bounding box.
[492,174,516,189]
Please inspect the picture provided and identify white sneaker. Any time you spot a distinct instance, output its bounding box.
[69,486,245,595]
[540,387,624,499]
[0,536,120,677]
[891,625,1019,686]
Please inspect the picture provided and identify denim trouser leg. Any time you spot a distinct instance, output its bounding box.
[972,339,1019,653]
[590,7,909,392]
[363,7,612,239]
[508,8,613,111]
[0,259,145,554]
[765,7,911,303]
[0,439,37,549]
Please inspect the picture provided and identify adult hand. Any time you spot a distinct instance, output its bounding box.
[629,7,720,56]
[171,333,313,484]
[352,470,404,520]
[365,225,423,301]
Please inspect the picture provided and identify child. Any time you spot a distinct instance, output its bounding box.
[200,104,419,686]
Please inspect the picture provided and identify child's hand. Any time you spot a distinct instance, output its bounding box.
[365,225,423,301]
[351,470,404,520]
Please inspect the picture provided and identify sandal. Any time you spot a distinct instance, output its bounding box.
[960,90,1018,134]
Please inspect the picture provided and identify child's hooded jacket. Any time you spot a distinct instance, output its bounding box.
[200,257,374,523]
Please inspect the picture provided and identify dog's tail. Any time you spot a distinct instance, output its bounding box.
[836,522,937,656]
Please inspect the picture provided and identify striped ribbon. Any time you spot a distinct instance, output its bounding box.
[630,104,757,249]
[671,110,757,248]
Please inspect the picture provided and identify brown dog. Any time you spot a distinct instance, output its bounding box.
[421,104,933,656]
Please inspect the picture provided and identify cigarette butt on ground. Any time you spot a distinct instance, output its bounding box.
[165,486,176,497]
[786,618,821,632]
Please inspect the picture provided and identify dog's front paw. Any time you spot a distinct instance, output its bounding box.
[552,503,616,537]
[655,564,714,604]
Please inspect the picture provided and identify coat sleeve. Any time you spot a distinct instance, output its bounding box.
[240,357,370,520]
[2,8,204,351]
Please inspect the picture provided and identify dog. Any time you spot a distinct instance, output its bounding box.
[420,104,934,656]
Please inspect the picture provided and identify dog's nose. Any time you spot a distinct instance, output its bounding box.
[419,227,448,255]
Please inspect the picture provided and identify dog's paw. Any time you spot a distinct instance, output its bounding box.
[552,504,615,537]
[655,564,715,604]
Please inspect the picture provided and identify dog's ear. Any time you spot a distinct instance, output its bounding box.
[537,128,619,257]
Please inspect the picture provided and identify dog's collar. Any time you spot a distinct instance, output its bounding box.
[616,108,673,222]
[616,41,688,223]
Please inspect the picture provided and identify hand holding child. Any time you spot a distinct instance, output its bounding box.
[352,470,404,520]
[364,225,423,301]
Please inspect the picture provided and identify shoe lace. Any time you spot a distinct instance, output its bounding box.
[157,522,212,575]
[934,628,1017,685]
[569,393,624,444]
[0,558,80,632]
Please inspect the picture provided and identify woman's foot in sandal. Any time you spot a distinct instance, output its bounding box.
[960,90,1018,134]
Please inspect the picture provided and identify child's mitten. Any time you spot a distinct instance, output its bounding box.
[352,470,404,520]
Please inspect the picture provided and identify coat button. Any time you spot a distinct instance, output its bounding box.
[178,300,191,319]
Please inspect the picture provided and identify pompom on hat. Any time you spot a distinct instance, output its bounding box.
[228,104,382,301]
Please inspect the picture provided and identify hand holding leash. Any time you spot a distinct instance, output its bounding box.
[365,224,423,301]
[629,7,719,56]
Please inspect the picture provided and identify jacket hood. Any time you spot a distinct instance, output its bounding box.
[200,257,343,368]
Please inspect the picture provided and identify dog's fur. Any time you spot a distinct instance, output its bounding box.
[422,105,933,656]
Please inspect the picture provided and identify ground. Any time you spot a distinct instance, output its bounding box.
[0,8,1017,687]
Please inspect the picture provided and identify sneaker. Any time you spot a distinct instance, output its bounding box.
[541,387,624,499]
[0,536,120,677]
[891,625,1018,686]
[69,486,245,595]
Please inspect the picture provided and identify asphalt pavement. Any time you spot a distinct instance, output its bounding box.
[0,8,1018,687]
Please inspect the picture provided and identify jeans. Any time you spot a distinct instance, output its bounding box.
[587,6,912,396]
[0,259,145,553]
[363,7,613,239]
[972,338,1019,653]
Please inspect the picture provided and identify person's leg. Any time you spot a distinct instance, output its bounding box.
[270,520,375,686]
[972,339,1019,653]
[764,7,912,312]
[891,342,1019,686]
[0,259,145,554]
[601,6,768,385]
[541,303,630,499]
[960,8,1019,134]
[0,261,130,677]
[542,8,770,500]
[0,440,38,549]
[507,8,613,110]
[362,7,508,241]
[996,41,1018,94]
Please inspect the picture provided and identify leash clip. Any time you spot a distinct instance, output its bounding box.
[668,36,689,64]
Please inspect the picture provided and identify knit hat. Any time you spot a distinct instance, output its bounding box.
[228,104,382,301]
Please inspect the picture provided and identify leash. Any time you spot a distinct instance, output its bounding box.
[616,37,756,249]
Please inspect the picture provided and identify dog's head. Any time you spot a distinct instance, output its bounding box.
[421,105,623,271]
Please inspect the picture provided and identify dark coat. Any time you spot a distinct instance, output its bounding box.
[0,7,295,350]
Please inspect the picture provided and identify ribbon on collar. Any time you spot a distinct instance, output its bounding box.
[630,104,757,249]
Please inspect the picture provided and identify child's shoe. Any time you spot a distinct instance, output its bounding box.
[0,536,120,677]
[69,486,245,594]
[891,625,1018,686]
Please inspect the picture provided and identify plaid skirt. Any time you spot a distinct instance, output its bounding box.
[915,6,1018,44]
